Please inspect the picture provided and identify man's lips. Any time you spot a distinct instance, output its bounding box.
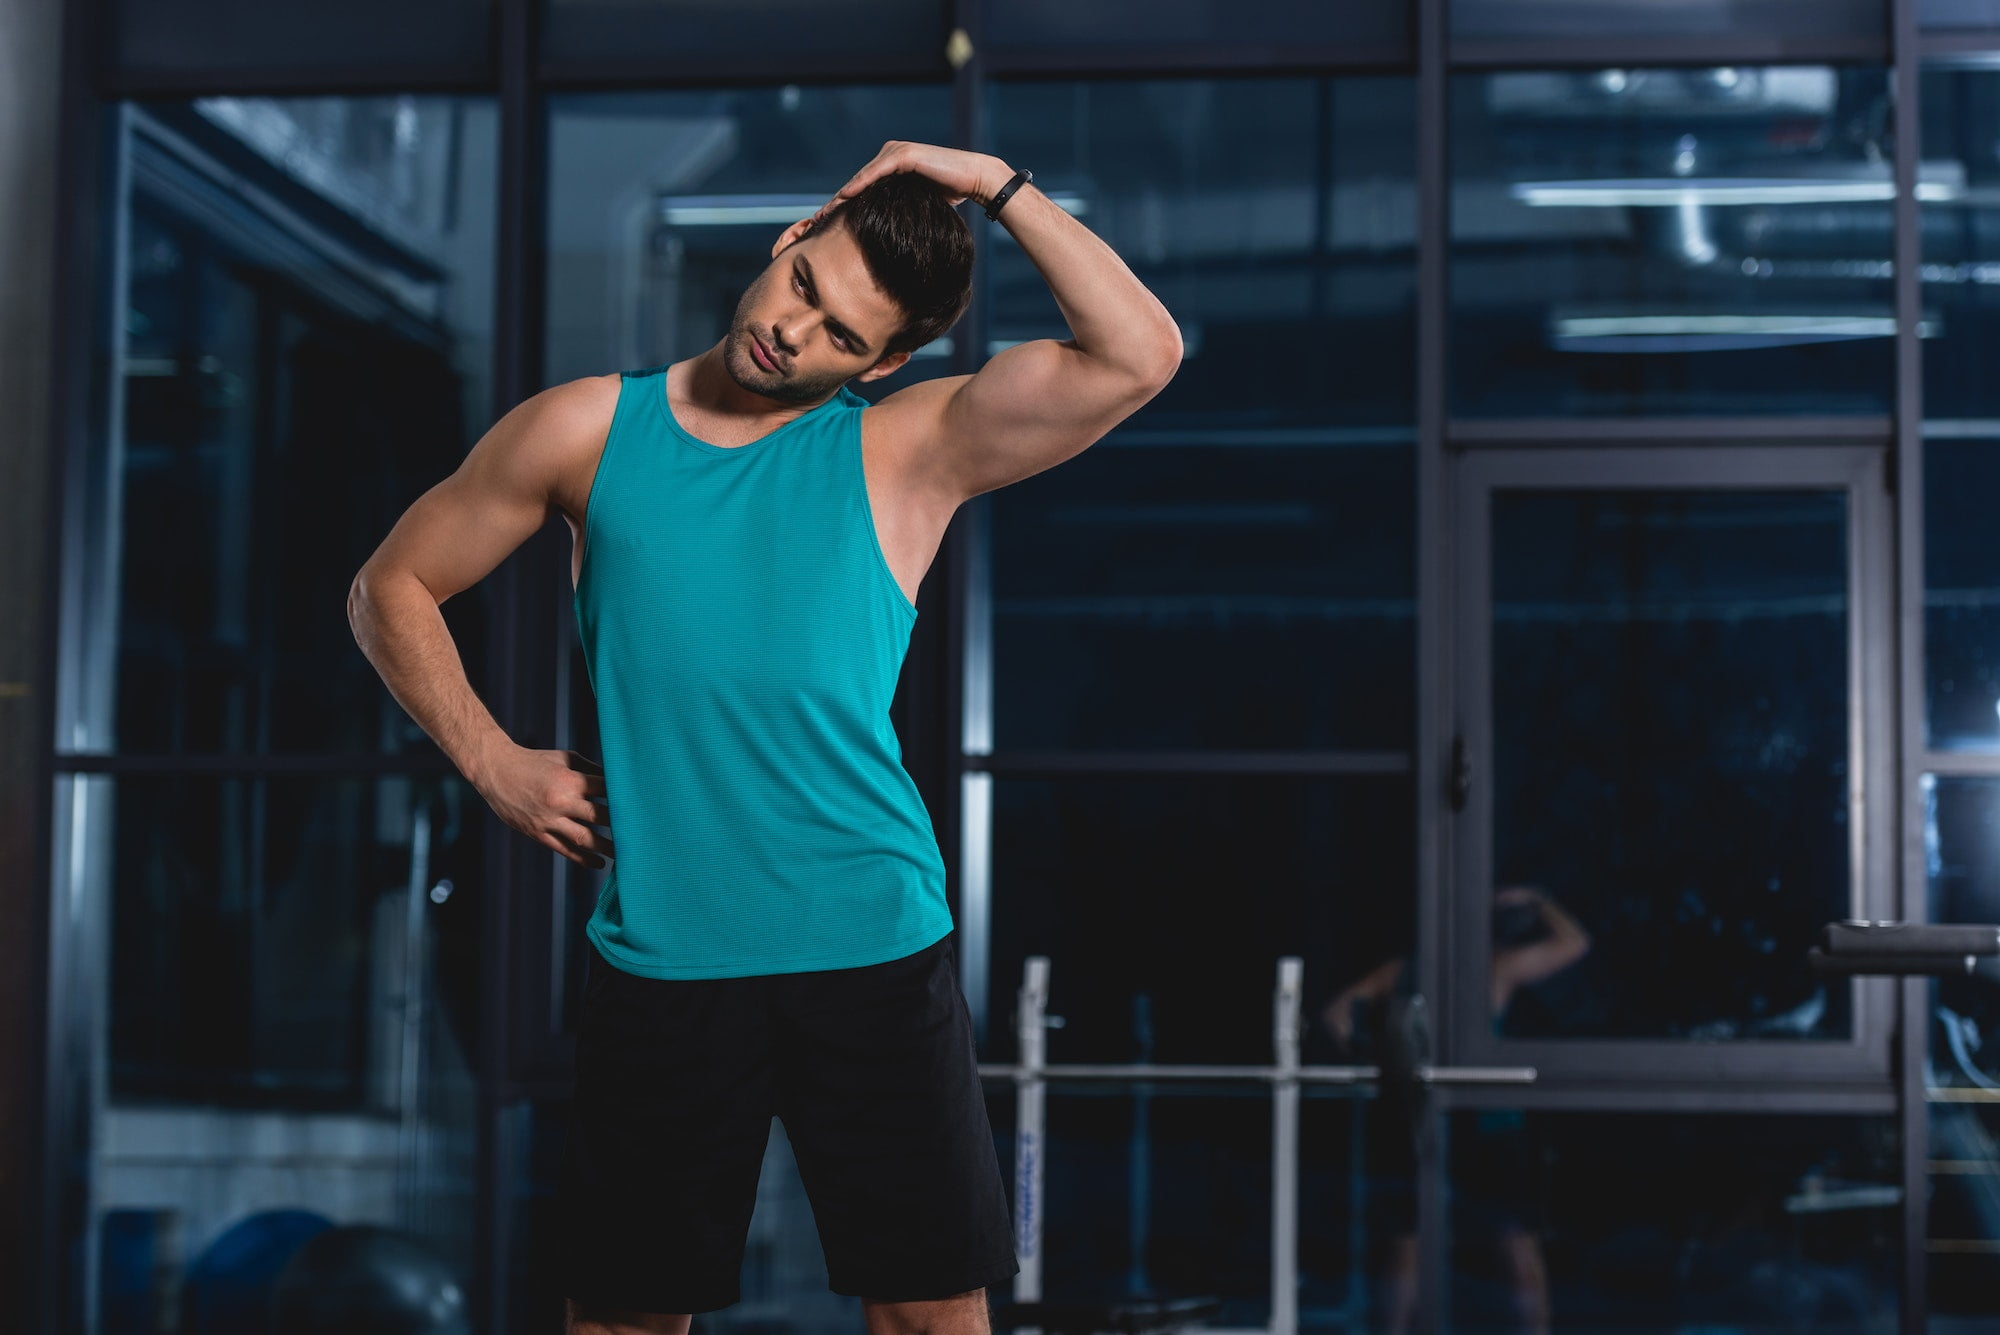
[749,333,780,372]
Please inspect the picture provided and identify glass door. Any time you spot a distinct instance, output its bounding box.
[1432,446,1905,1335]
[1450,446,1896,1083]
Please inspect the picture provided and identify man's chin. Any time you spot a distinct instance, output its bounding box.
[722,339,767,389]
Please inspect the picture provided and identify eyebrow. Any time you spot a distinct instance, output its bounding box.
[794,255,873,357]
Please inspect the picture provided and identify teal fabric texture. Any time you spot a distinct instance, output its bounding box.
[571,364,953,978]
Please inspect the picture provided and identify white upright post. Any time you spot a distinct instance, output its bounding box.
[1015,955,1051,1328]
[1271,957,1303,1335]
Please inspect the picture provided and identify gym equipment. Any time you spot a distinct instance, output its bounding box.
[977,957,1537,1335]
[269,1223,470,1335]
[1807,920,2000,977]
[179,1208,332,1335]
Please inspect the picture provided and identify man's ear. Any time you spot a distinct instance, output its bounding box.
[772,215,815,259]
[855,350,913,383]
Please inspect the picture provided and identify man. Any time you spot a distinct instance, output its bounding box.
[348,140,1182,1335]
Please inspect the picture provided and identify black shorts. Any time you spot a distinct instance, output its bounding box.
[554,929,1020,1315]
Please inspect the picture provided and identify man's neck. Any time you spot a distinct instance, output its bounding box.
[680,341,826,425]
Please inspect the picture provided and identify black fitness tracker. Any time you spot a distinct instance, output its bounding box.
[985,167,1033,221]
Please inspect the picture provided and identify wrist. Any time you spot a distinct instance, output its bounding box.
[462,732,516,793]
[977,158,1019,211]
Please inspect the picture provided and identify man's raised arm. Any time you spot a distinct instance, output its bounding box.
[787,142,1185,503]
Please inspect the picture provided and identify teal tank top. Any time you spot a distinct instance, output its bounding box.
[572,363,954,978]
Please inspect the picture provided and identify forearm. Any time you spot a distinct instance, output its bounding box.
[348,573,513,789]
[977,161,1183,379]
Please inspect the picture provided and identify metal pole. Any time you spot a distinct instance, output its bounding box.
[1271,958,1302,1335]
[396,796,433,1233]
[1015,954,1050,1331]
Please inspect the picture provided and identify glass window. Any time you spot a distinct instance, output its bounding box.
[1925,0,2000,28]
[542,0,944,80]
[1924,438,2000,752]
[1453,0,1883,46]
[89,771,485,1326]
[109,98,498,757]
[991,439,1413,752]
[1490,489,1854,1041]
[992,78,1416,432]
[1922,69,2000,422]
[1032,1092,1275,1324]
[1923,776,2000,1321]
[987,776,1415,1068]
[104,772,484,1105]
[544,86,955,387]
[1451,67,1896,417]
[108,0,491,84]
[1442,1111,1899,1332]
[986,0,1406,65]
[988,78,1417,753]
[75,93,499,1335]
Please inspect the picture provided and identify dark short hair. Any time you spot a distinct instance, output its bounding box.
[797,170,975,359]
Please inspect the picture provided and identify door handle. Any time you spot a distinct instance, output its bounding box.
[1450,733,1472,812]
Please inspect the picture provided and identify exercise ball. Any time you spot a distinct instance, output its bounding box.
[269,1223,469,1335]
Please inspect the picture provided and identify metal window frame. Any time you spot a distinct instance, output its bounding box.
[1448,444,1901,1087]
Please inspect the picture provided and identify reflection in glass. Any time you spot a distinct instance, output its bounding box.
[1922,777,2000,1321]
[113,98,496,757]
[1922,71,2000,421]
[94,772,484,1311]
[988,777,1414,1068]
[1444,1112,1898,1333]
[1318,889,1588,1333]
[544,86,954,387]
[1451,67,1896,417]
[1492,490,1852,1040]
[992,440,1413,753]
[107,772,484,1105]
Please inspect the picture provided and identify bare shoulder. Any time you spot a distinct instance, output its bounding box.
[497,373,622,525]
[862,372,975,510]
[523,372,623,464]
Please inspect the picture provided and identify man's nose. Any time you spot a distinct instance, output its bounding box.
[774,311,827,352]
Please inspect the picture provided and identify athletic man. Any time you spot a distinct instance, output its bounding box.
[348,141,1182,1335]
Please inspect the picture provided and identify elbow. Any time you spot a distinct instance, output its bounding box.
[347,574,371,639]
[1145,321,1184,386]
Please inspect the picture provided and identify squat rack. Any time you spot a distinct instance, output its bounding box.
[976,956,1537,1335]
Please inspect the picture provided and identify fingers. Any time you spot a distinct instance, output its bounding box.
[549,818,614,869]
[822,143,904,215]
[566,750,604,773]
[540,831,596,869]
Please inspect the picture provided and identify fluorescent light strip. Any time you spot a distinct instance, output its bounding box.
[1556,314,1900,338]
[1514,178,1959,207]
